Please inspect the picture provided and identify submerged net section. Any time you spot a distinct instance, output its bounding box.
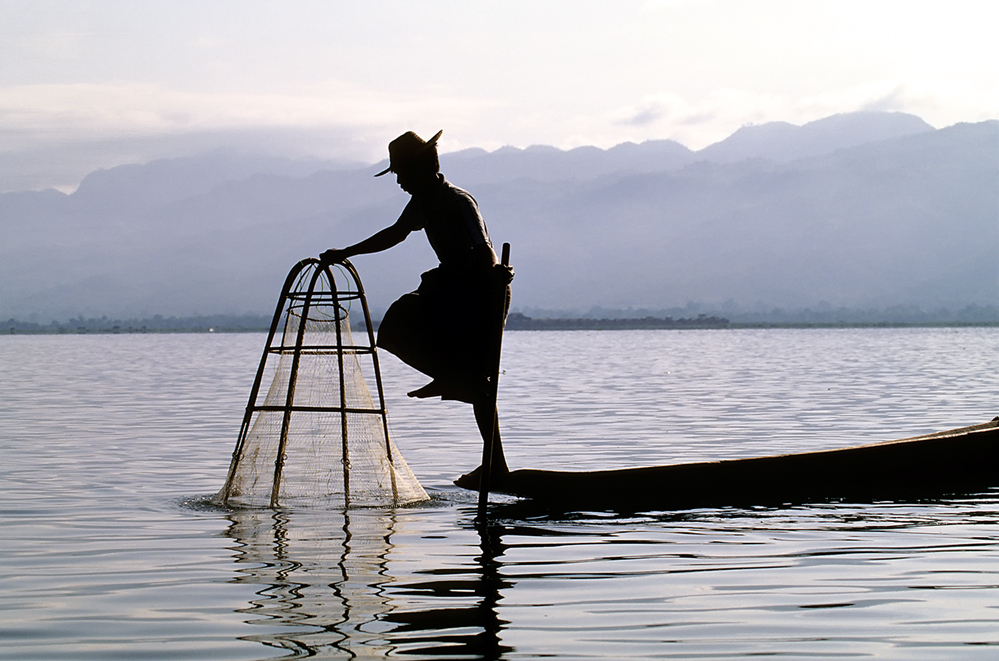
[218,260,427,508]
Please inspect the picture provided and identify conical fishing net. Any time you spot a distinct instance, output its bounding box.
[217,259,427,508]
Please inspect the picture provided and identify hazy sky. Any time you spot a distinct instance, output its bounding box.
[2,0,996,188]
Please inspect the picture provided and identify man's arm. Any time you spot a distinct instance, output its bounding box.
[320,221,412,265]
[472,242,514,286]
[471,242,498,270]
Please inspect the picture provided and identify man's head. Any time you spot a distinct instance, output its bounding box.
[375,130,442,180]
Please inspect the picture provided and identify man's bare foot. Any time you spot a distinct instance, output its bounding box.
[408,379,480,403]
[407,380,446,399]
[454,465,508,491]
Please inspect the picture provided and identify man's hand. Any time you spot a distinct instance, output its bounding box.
[492,262,514,286]
[319,248,347,265]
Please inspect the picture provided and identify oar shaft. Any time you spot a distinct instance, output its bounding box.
[477,243,510,521]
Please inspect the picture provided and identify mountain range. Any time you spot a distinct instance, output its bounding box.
[2,111,996,322]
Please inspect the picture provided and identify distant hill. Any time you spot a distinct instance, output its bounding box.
[698,111,934,163]
[444,139,695,185]
[1,112,996,322]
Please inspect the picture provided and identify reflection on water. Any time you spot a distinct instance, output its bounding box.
[228,508,396,657]
[219,492,999,660]
[225,506,511,659]
[1,329,997,659]
[382,523,511,659]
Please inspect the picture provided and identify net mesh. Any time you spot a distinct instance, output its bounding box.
[218,261,428,508]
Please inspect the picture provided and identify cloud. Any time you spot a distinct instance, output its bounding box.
[2,71,994,191]
[861,85,909,113]
[0,81,507,189]
[615,93,697,127]
[602,79,997,151]
[0,82,496,152]
[640,0,709,10]
[609,90,789,148]
[0,126,375,193]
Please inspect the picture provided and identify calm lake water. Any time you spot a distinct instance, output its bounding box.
[1,328,997,659]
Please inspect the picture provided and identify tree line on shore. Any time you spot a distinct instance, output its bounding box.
[7,304,997,334]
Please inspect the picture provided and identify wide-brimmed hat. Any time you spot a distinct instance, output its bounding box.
[374,129,443,177]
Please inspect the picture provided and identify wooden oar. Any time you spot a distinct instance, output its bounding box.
[477,242,511,522]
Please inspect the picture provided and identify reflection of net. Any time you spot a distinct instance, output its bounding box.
[225,507,507,658]
[219,260,427,508]
[226,509,403,656]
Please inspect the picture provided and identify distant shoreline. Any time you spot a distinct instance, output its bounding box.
[504,312,731,330]
[4,314,997,335]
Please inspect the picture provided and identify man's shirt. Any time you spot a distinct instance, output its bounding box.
[396,174,492,271]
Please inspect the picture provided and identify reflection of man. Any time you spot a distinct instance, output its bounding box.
[320,130,513,487]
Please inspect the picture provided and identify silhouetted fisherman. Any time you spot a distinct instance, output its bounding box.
[320,130,513,488]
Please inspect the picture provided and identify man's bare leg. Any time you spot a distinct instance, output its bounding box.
[455,401,509,489]
[474,400,509,474]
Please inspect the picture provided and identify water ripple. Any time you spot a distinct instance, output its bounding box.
[1,328,997,659]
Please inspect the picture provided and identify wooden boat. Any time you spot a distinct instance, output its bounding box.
[474,418,999,513]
